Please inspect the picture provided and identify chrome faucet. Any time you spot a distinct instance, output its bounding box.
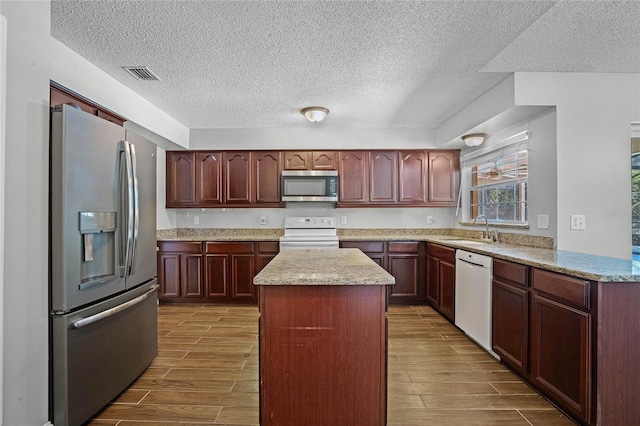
[474,215,489,239]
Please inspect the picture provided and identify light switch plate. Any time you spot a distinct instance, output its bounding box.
[570,214,586,230]
[537,214,549,229]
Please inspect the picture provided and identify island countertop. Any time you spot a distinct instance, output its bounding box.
[253,248,395,286]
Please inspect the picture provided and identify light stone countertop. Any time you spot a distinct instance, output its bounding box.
[158,228,640,282]
[253,248,396,286]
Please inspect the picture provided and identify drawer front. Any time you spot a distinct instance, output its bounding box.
[340,241,385,253]
[388,241,420,254]
[532,268,590,310]
[206,242,255,254]
[427,243,455,263]
[157,241,202,254]
[256,241,279,253]
[493,259,529,287]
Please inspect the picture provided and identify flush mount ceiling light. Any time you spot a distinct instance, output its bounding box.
[301,106,329,123]
[462,133,486,147]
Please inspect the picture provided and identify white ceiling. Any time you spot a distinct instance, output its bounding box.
[50,1,640,130]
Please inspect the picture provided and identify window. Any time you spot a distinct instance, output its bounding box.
[470,149,528,223]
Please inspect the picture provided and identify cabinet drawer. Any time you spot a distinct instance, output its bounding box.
[206,242,255,254]
[256,241,279,253]
[340,241,385,253]
[427,243,455,263]
[493,259,529,287]
[532,268,590,310]
[157,241,202,253]
[388,241,420,254]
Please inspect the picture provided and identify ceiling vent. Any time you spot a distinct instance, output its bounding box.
[122,66,161,81]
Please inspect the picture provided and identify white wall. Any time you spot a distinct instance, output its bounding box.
[0,1,51,424]
[515,72,640,258]
[156,147,177,230]
[190,127,437,150]
[456,108,557,239]
[50,37,190,149]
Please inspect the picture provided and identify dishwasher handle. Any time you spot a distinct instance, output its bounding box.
[456,257,488,268]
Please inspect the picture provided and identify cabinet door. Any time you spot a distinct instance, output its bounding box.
[158,253,180,298]
[438,260,456,321]
[224,152,253,203]
[398,151,427,203]
[338,151,368,203]
[195,152,222,204]
[492,280,528,375]
[256,242,279,273]
[311,151,337,170]
[283,152,310,170]
[369,151,397,203]
[254,152,281,203]
[231,254,256,300]
[205,254,228,298]
[387,242,423,304]
[428,151,459,204]
[426,255,440,307]
[181,254,204,298]
[166,152,196,206]
[531,294,591,423]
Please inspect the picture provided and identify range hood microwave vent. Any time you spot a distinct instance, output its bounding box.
[122,66,161,81]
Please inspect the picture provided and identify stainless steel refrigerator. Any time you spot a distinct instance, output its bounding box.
[50,104,158,426]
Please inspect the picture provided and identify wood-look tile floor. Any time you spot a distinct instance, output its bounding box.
[86,304,576,425]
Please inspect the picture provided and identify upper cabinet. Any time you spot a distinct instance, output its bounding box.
[166,149,459,209]
[50,84,126,126]
[428,151,460,204]
[283,151,337,170]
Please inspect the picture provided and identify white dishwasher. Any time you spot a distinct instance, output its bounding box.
[455,249,497,358]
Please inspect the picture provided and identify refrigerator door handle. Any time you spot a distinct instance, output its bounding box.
[129,143,139,275]
[72,285,158,329]
[119,141,135,277]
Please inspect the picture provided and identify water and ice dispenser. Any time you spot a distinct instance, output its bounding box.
[79,212,116,289]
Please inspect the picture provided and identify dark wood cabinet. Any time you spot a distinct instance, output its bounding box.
[492,259,529,376]
[50,83,126,126]
[369,151,397,203]
[283,151,337,170]
[428,151,460,204]
[166,149,459,209]
[223,152,253,204]
[398,151,427,203]
[157,241,204,299]
[205,242,257,303]
[254,151,281,204]
[426,243,456,322]
[339,240,425,305]
[387,242,425,304]
[338,151,369,204]
[256,241,279,273]
[195,152,223,204]
[530,268,591,424]
[166,152,197,206]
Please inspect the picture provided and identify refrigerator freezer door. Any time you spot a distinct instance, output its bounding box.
[51,280,158,426]
[123,129,157,289]
[51,105,128,311]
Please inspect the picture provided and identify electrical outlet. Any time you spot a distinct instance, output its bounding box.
[427,216,434,224]
[537,214,549,229]
[193,216,199,225]
[340,216,347,225]
[570,214,585,230]
[260,216,266,226]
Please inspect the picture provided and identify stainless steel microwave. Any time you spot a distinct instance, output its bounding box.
[281,170,339,202]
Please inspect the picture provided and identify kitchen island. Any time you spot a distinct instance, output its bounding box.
[253,248,395,426]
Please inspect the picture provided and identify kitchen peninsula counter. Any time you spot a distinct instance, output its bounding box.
[254,248,394,426]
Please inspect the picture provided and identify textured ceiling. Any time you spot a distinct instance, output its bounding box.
[50,1,640,129]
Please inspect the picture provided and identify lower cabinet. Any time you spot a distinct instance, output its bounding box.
[157,240,278,304]
[157,241,204,299]
[530,268,591,424]
[339,241,426,304]
[426,243,455,321]
[492,259,529,376]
